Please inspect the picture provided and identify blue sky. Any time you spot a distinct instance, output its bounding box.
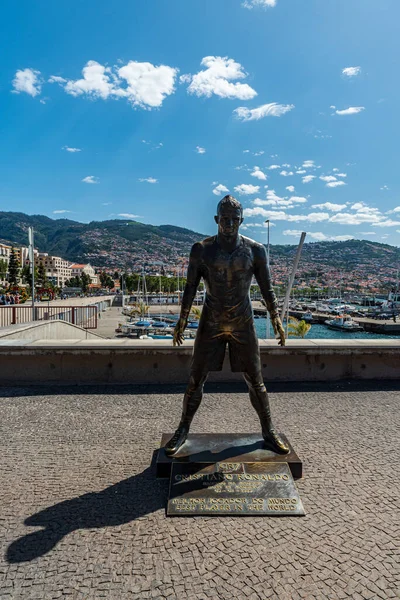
[1,0,400,246]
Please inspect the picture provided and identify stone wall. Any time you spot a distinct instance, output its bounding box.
[0,339,398,385]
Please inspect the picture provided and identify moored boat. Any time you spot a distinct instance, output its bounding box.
[324,315,364,332]
[301,311,314,323]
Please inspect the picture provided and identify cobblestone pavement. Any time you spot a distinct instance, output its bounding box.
[0,382,399,600]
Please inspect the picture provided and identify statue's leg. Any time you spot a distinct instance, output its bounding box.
[165,370,208,456]
[243,371,289,454]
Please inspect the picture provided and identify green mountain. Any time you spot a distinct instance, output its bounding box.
[0,211,203,269]
[0,211,399,272]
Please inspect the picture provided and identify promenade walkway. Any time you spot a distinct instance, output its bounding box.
[0,382,399,599]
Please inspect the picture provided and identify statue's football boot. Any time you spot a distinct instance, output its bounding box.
[262,427,290,454]
[164,426,189,456]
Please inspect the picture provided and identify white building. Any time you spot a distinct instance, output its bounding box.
[69,263,97,284]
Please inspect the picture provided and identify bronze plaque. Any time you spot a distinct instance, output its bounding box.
[167,462,305,517]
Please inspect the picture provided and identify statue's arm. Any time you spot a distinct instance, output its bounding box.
[253,245,278,317]
[180,243,202,319]
[173,243,202,346]
[253,245,285,346]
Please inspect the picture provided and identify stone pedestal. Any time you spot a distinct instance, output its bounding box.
[156,433,302,479]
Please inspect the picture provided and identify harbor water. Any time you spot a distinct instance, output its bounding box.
[254,318,400,340]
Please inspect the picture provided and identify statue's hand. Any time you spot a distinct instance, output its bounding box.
[271,313,286,347]
[173,317,188,346]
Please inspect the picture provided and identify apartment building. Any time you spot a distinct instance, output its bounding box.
[0,243,11,264]
[37,253,72,287]
[0,243,11,285]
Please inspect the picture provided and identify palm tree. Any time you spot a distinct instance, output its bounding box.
[129,301,150,319]
[288,317,311,339]
[190,306,202,321]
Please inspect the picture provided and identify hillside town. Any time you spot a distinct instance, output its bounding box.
[0,237,399,298]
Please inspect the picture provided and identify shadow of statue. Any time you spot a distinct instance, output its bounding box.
[6,457,168,564]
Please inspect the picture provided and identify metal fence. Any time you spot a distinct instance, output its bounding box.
[0,305,98,329]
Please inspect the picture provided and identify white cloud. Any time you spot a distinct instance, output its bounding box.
[179,74,192,84]
[242,208,329,222]
[335,106,365,116]
[12,68,42,97]
[329,209,400,226]
[302,175,316,184]
[266,190,285,202]
[351,202,364,211]
[286,185,295,193]
[48,75,67,84]
[312,202,348,212]
[302,160,315,168]
[332,235,355,241]
[250,166,267,181]
[289,196,308,204]
[82,175,99,184]
[342,66,361,78]
[337,173,347,178]
[52,59,178,109]
[142,139,163,150]
[255,199,294,208]
[53,209,71,214]
[390,206,400,213]
[295,213,330,223]
[326,180,346,188]
[102,202,112,206]
[313,131,332,139]
[283,230,354,242]
[62,146,81,153]
[360,231,376,235]
[184,56,257,100]
[374,219,400,227]
[268,164,281,170]
[243,207,273,218]
[332,168,339,172]
[117,60,178,108]
[234,102,294,121]
[380,185,389,190]
[196,146,206,154]
[62,61,118,99]
[234,183,260,195]
[242,0,277,8]
[254,150,264,156]
[283,230,307,237]
[139,177,158,183]
[213,184,230,196]
[296,169,306,174]
[320,175,337,183]
[253,190,295,208]
[118,213,141,219]
[244,222,275,228]
[280,170,294,177]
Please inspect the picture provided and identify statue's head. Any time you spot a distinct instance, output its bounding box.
[214,195,243,239]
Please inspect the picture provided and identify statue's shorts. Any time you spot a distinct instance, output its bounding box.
[190,319,261,375]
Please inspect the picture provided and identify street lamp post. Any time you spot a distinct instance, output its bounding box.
[28,227,35,322]
[265,220,270,339]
